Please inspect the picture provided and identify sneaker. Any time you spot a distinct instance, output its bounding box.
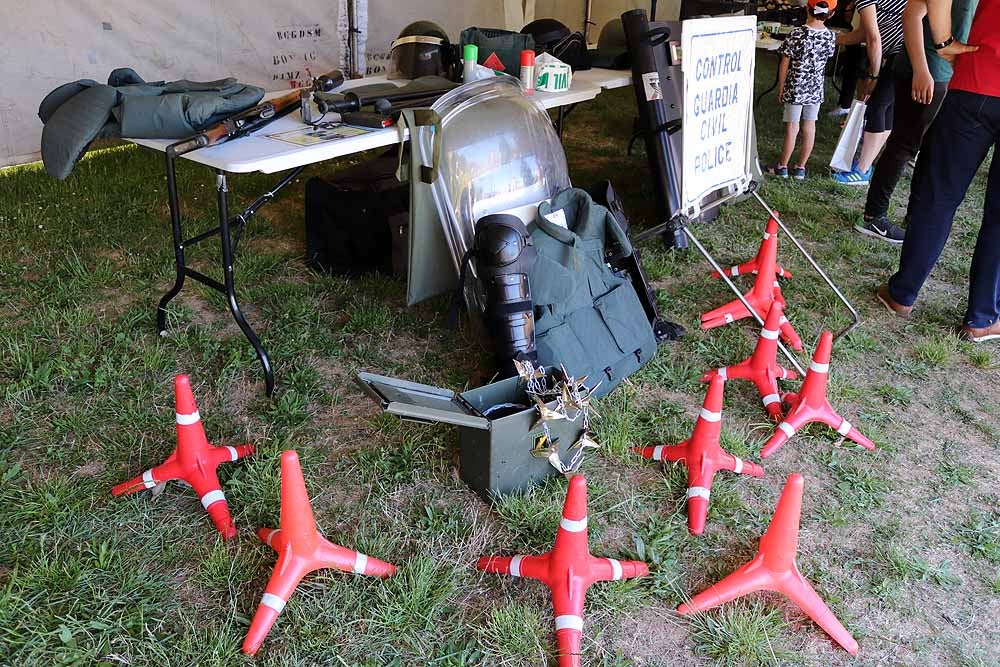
[828,107,850,117]
[766,165,788,179]
[877,284,912,319]
[961,320,1000,343]
[791,166,807,180]
[832,165,873,186]
[854,216,905,244]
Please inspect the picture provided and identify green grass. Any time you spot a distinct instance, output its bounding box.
[1,56,999,667]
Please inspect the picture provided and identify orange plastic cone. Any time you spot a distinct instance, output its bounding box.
[711,215,792,280]
[112,374,254,539]
[635,376,764,535]
[242,450,396,656]
[701,215,803,351]
[760,331,875,459]
[678,474,859,655]
[477,476,648,667]
[702,301,799,421]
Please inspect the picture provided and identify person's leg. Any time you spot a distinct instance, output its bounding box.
[836,46,862,111]
[864,78,949,220]
[857,72,897,172]
[888,91,995,307]
[796,119,816,167]
[780,121,799,167]
[964,122,1000,328]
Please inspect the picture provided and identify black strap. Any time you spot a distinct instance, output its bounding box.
[447,247,477,330]
[645,26,672,47]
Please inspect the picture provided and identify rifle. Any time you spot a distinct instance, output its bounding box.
[166,70,345,158]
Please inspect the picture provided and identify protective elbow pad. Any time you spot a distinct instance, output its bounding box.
[473,214,539,377]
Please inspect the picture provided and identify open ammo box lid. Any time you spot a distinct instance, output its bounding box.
[355,372,490,430]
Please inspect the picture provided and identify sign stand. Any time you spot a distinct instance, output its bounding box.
[632,15,859,375]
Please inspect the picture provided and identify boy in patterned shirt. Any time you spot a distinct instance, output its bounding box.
[767,0,838,179]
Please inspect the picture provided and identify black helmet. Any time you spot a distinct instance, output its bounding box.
[521,18,590,71]
[388,21,456,80]
[590,19,630,69]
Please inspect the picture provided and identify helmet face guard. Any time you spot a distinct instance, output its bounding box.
[388,35,453,79]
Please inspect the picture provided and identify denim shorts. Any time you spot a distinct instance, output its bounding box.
[783,103,820,122]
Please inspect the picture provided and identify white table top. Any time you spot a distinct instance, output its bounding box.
[573,67,633,91]
[756,38,783,51]
[131,75,602,174]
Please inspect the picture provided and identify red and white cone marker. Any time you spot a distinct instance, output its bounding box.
[477,476,648,667]
[711,214,793,281]
[635,376,764,535]
[702,301,799,421]
[701,215,803,351]
[760,331,875,459]
[678,474,859,655]
[112,374,254,540]
[242,450,396,656]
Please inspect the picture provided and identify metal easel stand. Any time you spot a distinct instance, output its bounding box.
[634,184,861,377]
[156,146,305,397]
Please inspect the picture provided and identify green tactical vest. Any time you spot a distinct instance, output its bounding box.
[529,188,658,398]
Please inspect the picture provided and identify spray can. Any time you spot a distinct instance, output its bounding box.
[463,44,479,82]
[520,50,536,95]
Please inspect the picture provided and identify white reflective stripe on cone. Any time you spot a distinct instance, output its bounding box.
[763,232,771,240]
[699,409,722,423]
[608,558,622,580]
[773,281,780,288]
[733,457,744,474]
[761,328,780,340]
[687,486,711,500]
[176,411,200,425]
[778,422,796,437]
[510,554,525,577]
[780,316,789,325]
[762,393,781,406]
[837,419,852,436]
[260,592,286,613]
[266,529,280,547]
[142,469,157,489]
[730,266,740,276]
[717,367,728,380]
[200,489,226,509]
[555,615,584,631]
[652,445,665,461]
[724,313,735,323]
[780,367,789,379]
[353,552,368,574]
[226,446,238,461]
[810,361,830,374]
[560,516,588,533]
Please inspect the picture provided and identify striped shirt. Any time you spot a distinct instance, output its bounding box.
[856,0,907,57]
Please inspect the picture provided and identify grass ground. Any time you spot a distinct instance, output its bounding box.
[1,59,998,667]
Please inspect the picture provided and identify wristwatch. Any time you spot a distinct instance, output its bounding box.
[934,35,955,50]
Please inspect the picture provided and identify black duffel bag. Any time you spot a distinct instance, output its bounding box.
[305,150,409,277]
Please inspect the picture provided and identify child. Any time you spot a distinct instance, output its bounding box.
[767,0,838,179]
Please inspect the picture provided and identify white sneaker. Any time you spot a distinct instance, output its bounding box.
[828,107,850,117]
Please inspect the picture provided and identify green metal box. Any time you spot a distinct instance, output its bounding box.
[355,372,582,500]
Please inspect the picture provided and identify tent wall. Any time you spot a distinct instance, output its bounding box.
[530,0,682,35]
[0,0,508,169]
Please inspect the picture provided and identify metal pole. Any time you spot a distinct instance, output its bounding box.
[751,191,861,341]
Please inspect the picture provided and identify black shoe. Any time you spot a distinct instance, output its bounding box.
[854,216,905,245]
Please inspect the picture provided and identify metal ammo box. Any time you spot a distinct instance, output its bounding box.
[355,372,582,500]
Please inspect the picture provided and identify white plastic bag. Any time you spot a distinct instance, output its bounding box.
[830,99,866,173]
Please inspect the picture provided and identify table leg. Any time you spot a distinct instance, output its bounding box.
[157,154,187,335]
[214,171,274,396]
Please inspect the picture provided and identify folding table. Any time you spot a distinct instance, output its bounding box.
[130,75,609,396]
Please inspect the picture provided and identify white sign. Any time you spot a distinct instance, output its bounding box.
[680,16,756,215]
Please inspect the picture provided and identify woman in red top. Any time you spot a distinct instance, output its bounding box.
[878,0,1000,342]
